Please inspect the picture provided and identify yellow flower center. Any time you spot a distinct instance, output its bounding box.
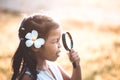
[32,38,36,42]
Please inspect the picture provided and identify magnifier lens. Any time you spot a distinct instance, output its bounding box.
[65,34,71,49]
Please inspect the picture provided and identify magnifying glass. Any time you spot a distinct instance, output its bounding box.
[62,32,76,68]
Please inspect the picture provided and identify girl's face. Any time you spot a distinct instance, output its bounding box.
[38,27,62,61]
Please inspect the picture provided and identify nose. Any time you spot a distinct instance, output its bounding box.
[58,42,61,48]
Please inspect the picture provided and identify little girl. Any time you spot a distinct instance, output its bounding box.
[11,14,82,80]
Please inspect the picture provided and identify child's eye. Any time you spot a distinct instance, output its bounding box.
[55,40,58,43]
[52,39,59,43]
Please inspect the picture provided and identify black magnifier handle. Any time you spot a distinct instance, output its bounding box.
[62,32,76,68]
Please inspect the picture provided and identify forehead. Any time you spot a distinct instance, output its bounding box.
[47,28,62,39]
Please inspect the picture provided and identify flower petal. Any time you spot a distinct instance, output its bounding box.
[34,38,45,48]
[37,38,45,45]
[25,40,33,47]
[31,30,38,39]
[25,33,32,39]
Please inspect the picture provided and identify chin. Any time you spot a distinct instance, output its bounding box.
[48,58,58,62]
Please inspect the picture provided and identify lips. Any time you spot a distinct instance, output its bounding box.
[56,50,61,57]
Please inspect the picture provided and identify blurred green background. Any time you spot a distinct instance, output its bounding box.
[0,0,120,80]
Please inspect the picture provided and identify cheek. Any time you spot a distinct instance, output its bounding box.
[45,43,58,52]
[49,44,57,50]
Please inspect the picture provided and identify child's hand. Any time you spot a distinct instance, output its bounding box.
[68,49,80,67]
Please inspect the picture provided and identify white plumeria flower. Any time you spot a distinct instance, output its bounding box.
[25,30,45,48]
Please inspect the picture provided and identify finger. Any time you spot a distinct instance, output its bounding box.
[70,48,75,53]
[72,55,80,62]
[71,52,80,62]
[69,49,76,54]
[70,52,78,58]
[71,52,78,56]
[74,56,80,62]
[68,53,75,62]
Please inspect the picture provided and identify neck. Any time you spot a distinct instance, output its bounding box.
[36,57,49,71]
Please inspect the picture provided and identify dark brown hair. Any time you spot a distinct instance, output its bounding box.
[11,14,59,80]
